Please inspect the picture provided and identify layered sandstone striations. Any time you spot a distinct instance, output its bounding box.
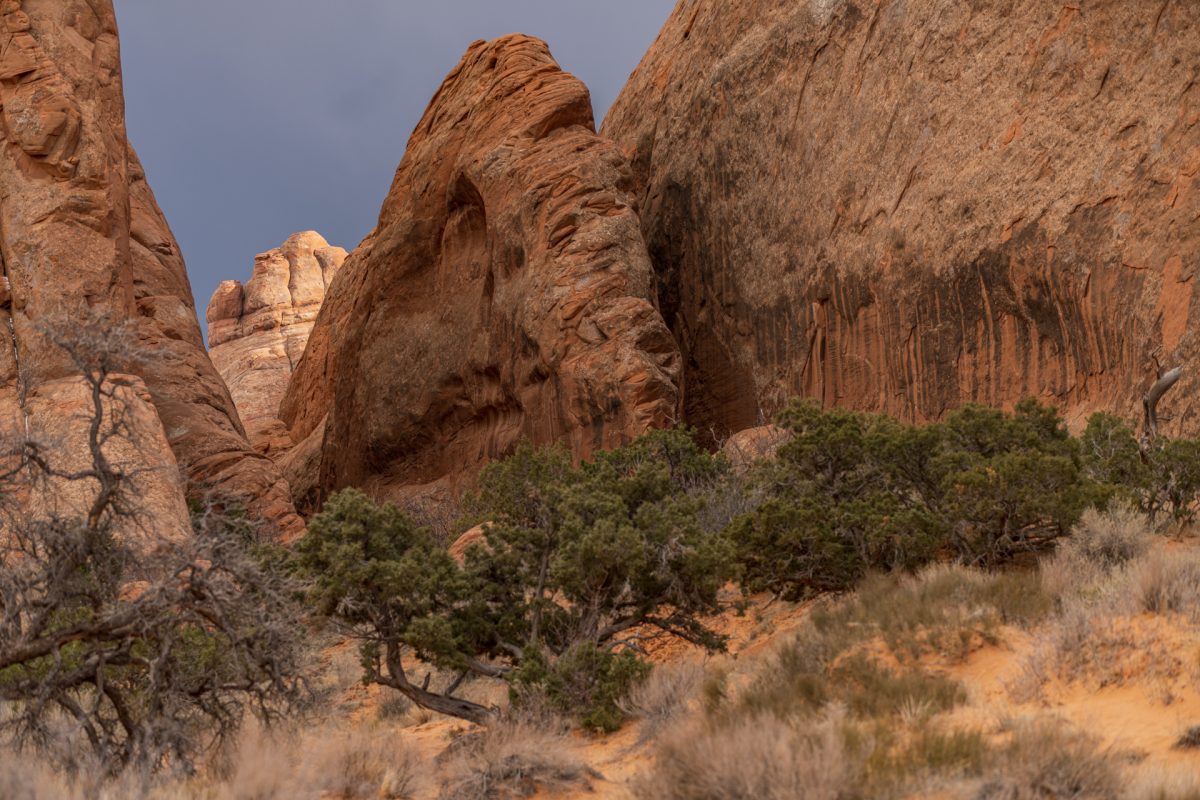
[207,232,346,456]
[0,0,301,538]
[604,0,1200,436]
[281,35,680,506]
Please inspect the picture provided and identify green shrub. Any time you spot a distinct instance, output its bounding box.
[1081,411,1200,524]
[294,429,733,729]
[731,398,1109,597]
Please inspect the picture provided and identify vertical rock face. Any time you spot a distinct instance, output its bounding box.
[281,35,681,506]
[207,232,346,457]
[604,0,1200,436]
[0,0,302,539]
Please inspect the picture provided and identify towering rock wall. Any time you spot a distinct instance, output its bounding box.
[207,232,346,457]
[604,0,1200,436]
[0,0,302,539]
[280,35,680,506]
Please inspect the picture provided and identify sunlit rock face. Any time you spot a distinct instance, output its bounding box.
[604,0,1200,437]
[0,0,302,540]
[280,35,681,509]
[207,232,347,458]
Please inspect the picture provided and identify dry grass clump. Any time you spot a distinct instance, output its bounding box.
[638,707,999,800]
[1124,766,1200,800]
[1040,507,1154,605]
[887,727,991,781]
[1007,601,1184,702]
[0,753,83,800]
[302,727,425,799]
[634,708,858,800]
[1130,549,1200,618]
[1174,725,1200,750]
[1043,506,1200,621]
[1,725,428,800]
[1015,510,1200,700]
[0,753,192,800]
[738,625,966,722]
[834,655,967,719]
[0,747,206,800]
[730,566,990,729]
[971,716,1123,800]
[1064,506,1154,569]
[376,692,413,721]
[438,709,589,800]
[215,724,426,800]
[621,660,706,743]
[809,564,1050,663]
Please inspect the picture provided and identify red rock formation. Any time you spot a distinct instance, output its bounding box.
[207,232,346,457]
[604,0,1200,436]
[281,35,680,506]
[0,0,301,539]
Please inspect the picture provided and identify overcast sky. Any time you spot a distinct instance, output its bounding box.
[115,1,674,341]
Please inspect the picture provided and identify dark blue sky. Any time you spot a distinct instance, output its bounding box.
[115,1,674,340]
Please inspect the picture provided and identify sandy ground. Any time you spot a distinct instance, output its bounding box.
[319,572,1200,798]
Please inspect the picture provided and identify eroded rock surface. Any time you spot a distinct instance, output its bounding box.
[281,35,680,505]
[0,0,301,539]
[208,232,346,457]
[604,0,1200,436]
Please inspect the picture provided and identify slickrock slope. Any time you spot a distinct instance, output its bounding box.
[207,232,346,457]
[281,35,680,505]
[604,0,1200,436]
[0,0,301,539]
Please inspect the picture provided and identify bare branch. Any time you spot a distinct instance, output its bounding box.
[1144,366,1183,443]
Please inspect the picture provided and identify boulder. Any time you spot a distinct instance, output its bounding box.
[721,425,791,473]
[448,524,489,564]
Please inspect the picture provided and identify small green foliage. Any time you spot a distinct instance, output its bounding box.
[1080,412,1147,500]
[1148,438,1200,523]
[1081,411,1200,524]
[512,644,651,733]
[295,488,475,682]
